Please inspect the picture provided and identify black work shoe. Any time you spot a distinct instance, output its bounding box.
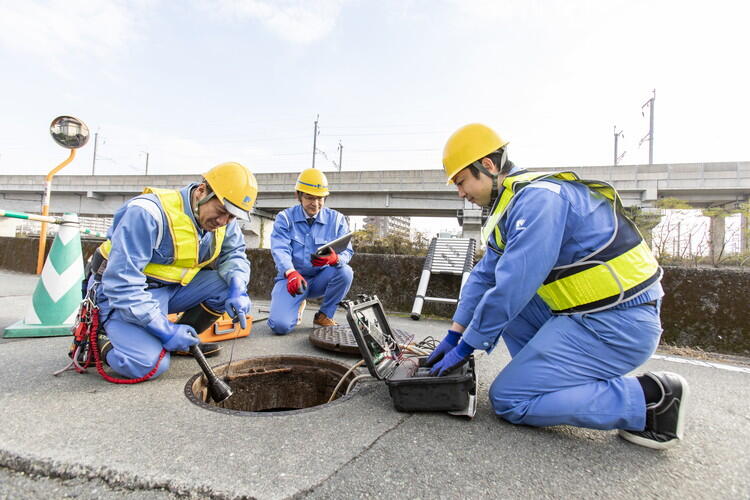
[174,342,222,358]
[619,371,689,450]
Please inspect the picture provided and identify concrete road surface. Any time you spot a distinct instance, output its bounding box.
[0,270,748,500]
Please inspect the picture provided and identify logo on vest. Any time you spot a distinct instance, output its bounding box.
[515,218,527,231]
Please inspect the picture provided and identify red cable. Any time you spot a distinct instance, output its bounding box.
[88,309,166,384]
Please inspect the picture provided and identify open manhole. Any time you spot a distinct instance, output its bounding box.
[185,355,360,416]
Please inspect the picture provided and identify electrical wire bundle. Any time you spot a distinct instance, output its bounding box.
[326,330,440,402]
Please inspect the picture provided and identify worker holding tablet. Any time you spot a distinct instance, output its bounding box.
[268,168,354,334]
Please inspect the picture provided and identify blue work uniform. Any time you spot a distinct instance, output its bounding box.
[455,167,663,431]
[93,183,250,379]
[268,205,354,334]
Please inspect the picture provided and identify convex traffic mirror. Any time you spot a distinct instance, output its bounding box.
[49,115,89,149]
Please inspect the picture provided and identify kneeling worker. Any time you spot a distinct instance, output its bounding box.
[268,168,354,334]
[89,162,256,380]
[426,123,688,450]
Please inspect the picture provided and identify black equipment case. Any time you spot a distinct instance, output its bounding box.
[343,295,476,413]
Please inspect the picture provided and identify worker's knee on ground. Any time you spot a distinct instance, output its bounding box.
[268,317,296,335]
[490,394,532,425]
[108,349,171,379]
[490,396,530,425]
[490,378,531,425]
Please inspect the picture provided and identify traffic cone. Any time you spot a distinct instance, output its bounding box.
[4,213,85,338]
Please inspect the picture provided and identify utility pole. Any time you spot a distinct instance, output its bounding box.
[613,126,626,165]
[311,114,319,169]
[639,89,656,165]
[337,141,343,172]
[91,132,98,175]
[142,151,150,175]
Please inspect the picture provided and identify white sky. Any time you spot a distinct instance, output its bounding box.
[1,0,749,236]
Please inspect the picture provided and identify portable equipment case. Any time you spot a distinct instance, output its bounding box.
[168,312,252,343]
[343,295,476,415]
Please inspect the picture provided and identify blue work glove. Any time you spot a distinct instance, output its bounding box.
[430,340,473,377]
[424,329,462,367]
[145,315,199,352]
[225,276,251,330]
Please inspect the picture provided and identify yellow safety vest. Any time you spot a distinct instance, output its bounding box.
[99,187,226,286]
[481,171,661,314]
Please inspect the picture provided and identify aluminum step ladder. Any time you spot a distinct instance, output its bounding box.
[411,237,476,320]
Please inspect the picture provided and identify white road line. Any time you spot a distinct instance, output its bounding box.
[651,354,750,374]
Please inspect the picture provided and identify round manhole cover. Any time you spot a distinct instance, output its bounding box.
[185,355,361,416]
[309,325,413,355]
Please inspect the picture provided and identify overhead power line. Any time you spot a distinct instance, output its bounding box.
[319,130,447,137]
[347,147,438,153]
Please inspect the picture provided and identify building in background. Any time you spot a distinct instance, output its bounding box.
[437,228,461,239]
[364,215,411,240]
[16,215,113,238]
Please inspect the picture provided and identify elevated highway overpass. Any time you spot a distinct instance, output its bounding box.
[1,161,749,246]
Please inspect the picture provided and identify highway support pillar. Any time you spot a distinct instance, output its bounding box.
[709,213,726,264]
[458,207,483,243]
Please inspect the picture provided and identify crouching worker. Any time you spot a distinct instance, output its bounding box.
[87,162,257,380]
[426,124,688,450]
[268,168,354,334]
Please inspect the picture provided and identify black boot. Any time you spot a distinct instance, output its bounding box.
[173,304,223,358]
[68,329,112,366]
[95,330,113,366]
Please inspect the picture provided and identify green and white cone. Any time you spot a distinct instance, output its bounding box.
[4,213,85,338]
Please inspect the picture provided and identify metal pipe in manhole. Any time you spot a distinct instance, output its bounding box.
[185,355,361,416]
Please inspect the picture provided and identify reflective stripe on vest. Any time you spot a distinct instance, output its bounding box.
[98,188,226,286]
[480,170,661,314]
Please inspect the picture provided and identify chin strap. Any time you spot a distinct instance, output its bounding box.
[471,149,508,207]
[191,186,216,224]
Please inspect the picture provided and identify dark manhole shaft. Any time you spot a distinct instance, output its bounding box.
[185,355,361,417]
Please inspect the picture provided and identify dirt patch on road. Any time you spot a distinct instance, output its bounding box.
[657,343,750,368]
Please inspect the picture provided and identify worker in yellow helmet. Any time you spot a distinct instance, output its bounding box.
[425,123,687,450]
[268,168,354,334]
[79,162,258,381]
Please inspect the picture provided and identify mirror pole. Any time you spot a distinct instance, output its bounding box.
[36,149,76,274]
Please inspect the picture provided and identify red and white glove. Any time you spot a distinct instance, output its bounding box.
[311,249,339,267]
[286,270,308,296]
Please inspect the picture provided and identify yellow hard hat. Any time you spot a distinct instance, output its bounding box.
[442,123,509,184]
[295,168,329,197]
[202,162,258,221]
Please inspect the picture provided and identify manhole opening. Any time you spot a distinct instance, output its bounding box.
[185,355,360,416]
